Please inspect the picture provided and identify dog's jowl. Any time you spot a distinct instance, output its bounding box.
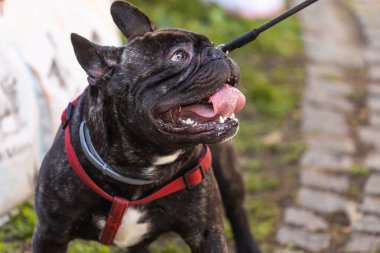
[32,1,260,253]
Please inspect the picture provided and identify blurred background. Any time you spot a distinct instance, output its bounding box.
[1,0,380,252]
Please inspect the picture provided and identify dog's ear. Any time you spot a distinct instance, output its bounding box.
[111,1,155,41]
[71,33,123,85]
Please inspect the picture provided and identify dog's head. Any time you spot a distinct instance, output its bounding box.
[71,1,245,148]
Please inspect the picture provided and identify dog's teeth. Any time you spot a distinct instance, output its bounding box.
[179,106,182,112]
[231,113,235,119]
[219,116,225,124]
[182,118,194,125]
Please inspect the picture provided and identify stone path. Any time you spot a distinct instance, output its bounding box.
[275,0,380,252]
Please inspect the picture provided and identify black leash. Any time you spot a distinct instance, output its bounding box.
[218,0,320,53]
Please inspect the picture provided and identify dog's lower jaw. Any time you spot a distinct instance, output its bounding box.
[219,125,239,144]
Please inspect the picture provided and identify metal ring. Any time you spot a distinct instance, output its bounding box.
[216,44,229,55]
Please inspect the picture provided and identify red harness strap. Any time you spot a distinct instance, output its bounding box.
[61,97,212,245]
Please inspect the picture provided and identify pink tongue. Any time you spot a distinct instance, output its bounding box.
[181,84,246,119]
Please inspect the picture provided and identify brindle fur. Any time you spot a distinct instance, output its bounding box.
[32,1,260,253]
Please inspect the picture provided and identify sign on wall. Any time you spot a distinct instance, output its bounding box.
[0,0,121,216]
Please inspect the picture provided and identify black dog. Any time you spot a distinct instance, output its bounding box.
[32,1,260,253]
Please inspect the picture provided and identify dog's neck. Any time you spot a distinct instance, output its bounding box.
[81,88,203,189]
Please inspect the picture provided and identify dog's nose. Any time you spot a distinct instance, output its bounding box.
[207,48,226,60]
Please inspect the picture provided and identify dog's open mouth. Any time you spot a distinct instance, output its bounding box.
[155,75,246,133]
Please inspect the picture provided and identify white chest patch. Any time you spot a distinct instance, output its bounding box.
[153,150,182,165]
[96,207,150,247]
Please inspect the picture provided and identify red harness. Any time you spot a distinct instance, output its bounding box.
[61,96,212,245]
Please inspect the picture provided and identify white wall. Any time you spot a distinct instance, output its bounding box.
[0,0,120,217]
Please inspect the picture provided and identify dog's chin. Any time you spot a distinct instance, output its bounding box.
[152,73,245,145]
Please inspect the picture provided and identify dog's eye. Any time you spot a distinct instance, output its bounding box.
[171,50,187,62]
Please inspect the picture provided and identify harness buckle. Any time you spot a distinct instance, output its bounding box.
[62,102,74,129]
[183,164,205,190]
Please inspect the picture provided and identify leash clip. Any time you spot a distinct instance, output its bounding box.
[216,44,229,55]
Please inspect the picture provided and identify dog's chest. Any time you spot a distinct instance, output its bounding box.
[97,207,150,247]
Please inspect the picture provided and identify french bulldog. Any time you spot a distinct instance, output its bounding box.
[32,1,260,253]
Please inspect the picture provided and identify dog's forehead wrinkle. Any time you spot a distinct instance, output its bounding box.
[155,28,210,43]
[151,29,193,39]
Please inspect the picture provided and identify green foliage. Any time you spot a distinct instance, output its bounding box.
[0,242,19,253]
[241,158,266,172]
[273,142,305,166]
[245,175,280,194]
[223,219,234,241]
[246,199,278,243]
[151,240,190,253]
[68,240,121,253]
[0,202,36,242]
[350,164,369,177]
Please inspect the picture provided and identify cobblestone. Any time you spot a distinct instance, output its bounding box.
[300,171,349,193]
[361,196,380,215]
[302,106,349,135]
[368,83,380,97]
[284,207,328,232]
[276,226,330,252]
[352,215,380,234]
[276,0,380,251]
[307,65,352,96]
[367,97,380,113]
[301,149,353,171]
[365,153,380,171]
[358,127,380,146]
[298,0,363,67]
[364,48,380,65]
[364,174,380,195]
[304,85,354,113]
[369,65,380,81]
[306,135,355,154]
[297,188,347,214]
[369,114,380,127]
[345,234,380,252]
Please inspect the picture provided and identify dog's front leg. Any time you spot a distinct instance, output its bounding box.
[177,180,228,252]
[32,223,70,253]
[183,225,228,253]
[127,246,151,253]
[211,143,261,253]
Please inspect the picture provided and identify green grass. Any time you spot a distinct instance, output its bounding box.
[0,202,35,253]
[68,241,121,253]
[0,0,306,252]
[0,202,36,241]
[245,175,280,194]
[350,164,370,177]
